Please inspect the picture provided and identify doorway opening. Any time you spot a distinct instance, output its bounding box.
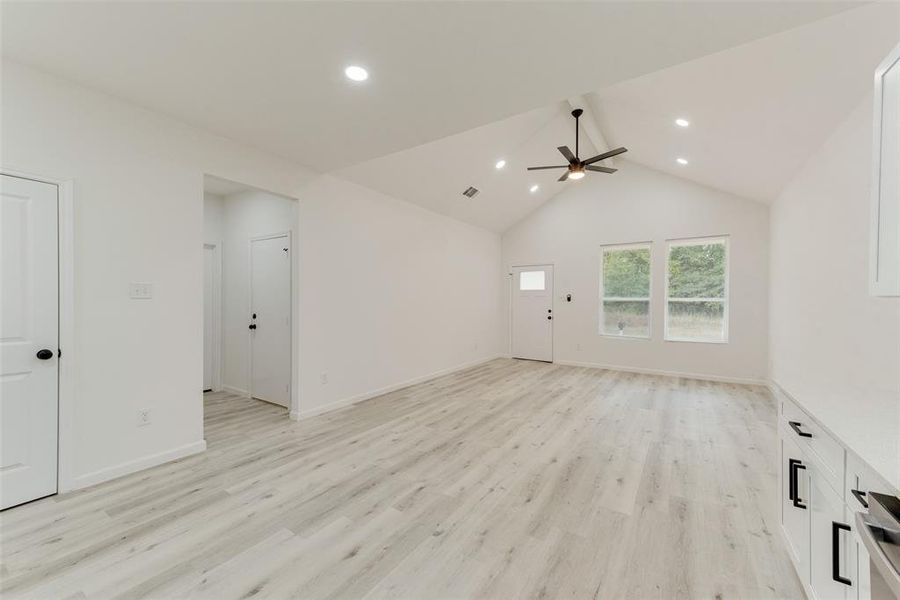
[202,175,298,423]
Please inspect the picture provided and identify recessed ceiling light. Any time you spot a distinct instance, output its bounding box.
[676,157,689,165]
[495,159,506,169]
[530,184,539,193]
[675,118,690,127]
[344,65,369,82]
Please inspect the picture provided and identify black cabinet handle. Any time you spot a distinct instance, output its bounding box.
[789,421,813,438]
[36,349,54,360]
[851,489,869,509]
[788,459,799,502]
[248,324,257,330]
[789,460,807,509]
[832,521,852,586]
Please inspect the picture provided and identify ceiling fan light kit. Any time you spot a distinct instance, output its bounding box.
[527,108,627,182]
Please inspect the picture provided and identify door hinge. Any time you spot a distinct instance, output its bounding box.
[58,348,62,358]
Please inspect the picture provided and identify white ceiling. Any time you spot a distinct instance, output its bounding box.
[338,102,603,233]
[591,2,900,204]
[339,3,900,231]
[1,1,856,172]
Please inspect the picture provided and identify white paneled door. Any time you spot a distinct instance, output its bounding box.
[1,174,59,510]
[511,265,553,362]
[249,233,291,408]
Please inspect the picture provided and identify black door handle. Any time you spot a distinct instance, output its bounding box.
[36,349,54,360]
[851,489,868,508]
[547,316,552,320]
[789,421,813,438]
[249,324,257,330]
[832,521,852,585]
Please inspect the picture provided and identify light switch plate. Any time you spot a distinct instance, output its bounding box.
[129,282,153,299]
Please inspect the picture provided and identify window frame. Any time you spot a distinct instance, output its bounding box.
[598,241,653,340]
[664,235,730,344]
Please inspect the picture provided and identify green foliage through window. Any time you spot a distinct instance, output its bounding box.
[667,242,726,299]
[601,245,651,337]
[602,247,650,298]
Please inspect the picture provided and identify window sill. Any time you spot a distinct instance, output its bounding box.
[599,333,650,340]
[664,337,728,344]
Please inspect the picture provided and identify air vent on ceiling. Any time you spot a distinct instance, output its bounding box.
[462,186,479,198]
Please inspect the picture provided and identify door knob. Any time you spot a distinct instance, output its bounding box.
[36,349,54,360]
[547,316,552,320]
[248,324,257,330]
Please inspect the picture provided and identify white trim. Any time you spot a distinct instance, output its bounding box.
[599,242,652,339]
[1,168,76,494]
[67,440,207,492]
[663,235,730,344]
[221,385,250,397]
[203,242,223,392]
[248,231,292,409]
[290,355,502,421]
[554,359,766,386]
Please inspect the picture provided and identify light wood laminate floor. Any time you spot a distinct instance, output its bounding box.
[1,359,803,599]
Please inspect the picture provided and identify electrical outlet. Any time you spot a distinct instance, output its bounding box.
[129,282,153,299]
[320,373,328,385]
[137,408,151,427]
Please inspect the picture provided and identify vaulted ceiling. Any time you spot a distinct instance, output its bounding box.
[4,1,891,233]
[339,3,899,231]
[2,1,855,173]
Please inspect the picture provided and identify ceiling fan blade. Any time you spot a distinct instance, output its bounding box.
[527,165,568,170]
[557,146,577,164]
[557,171,570,182]
[585,165,617,173]
[582,147,628,166]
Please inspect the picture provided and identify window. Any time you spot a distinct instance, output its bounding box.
[599,243,651,338]
[519,270,545,291]
[665,237,728,343]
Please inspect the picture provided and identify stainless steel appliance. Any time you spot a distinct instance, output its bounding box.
[857,492,900,599]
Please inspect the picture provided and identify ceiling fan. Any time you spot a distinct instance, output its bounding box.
[527,108,627,181]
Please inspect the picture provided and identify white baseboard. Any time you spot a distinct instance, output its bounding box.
[553,359,767,386]
[220,385,249,397]
[290,354,502,421]
[63,439,207,492]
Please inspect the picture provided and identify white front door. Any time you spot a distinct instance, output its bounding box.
[511,265,553,362]
[1,174,59,509]
[249,234,291,407]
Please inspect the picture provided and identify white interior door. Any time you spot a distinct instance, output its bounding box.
[249,234,291,407]
[203,244,216,392]
[511,265,553,362]
[1,174,59,509]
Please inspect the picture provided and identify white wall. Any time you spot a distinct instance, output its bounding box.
[219,189,297,395]
[502,161,769,383]
[297,175,503,417]
[203,192,225,245]
[1,60,503,490]
[770,94,900,488]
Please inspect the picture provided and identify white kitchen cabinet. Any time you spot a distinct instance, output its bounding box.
[870,42,900,296]
[782,434,811,572]
[809,467,853,600]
